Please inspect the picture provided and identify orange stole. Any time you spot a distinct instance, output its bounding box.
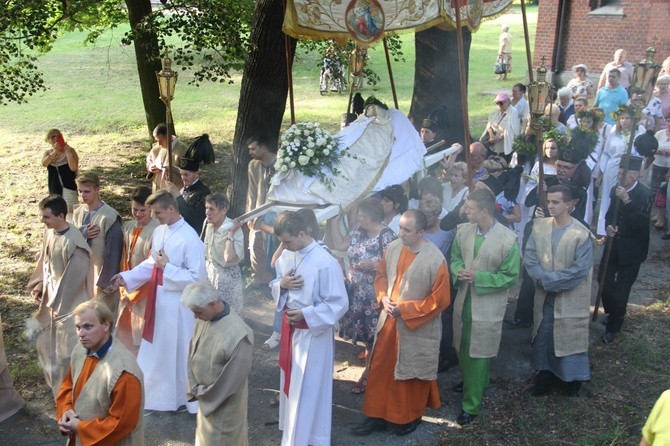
[120,227,151,304]
[117,227,151,351]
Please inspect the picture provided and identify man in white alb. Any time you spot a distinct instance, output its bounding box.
[271,211,348,446]
[109,189,205,413]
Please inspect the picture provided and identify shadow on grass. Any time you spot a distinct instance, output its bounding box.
[80,141,234,219]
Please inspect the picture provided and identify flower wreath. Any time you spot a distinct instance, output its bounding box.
[610,104,634,122]
[543,126,569,150]
[570,126,599,151]
[575,109,600,124]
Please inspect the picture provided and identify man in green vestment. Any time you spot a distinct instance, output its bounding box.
[450,189,520,425]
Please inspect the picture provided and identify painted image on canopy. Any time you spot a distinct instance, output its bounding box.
[346,0,385,44]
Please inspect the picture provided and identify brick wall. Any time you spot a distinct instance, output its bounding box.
[532,0,670,85]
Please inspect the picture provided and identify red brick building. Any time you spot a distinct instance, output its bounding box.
[533,0,670,85]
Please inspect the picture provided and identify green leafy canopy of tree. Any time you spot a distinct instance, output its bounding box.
[121,0,254,86]
[0,0,255,106]
[0,0,60,104]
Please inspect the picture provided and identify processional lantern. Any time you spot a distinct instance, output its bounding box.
[631,46,661,110]
[350,46,367,77]
[526,56,554,209]
[157,57,178,103]
[347,47,368,114]
[156,57,179,181]
[527,57,553,117]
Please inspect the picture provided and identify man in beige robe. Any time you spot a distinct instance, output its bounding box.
[0,315,25,422]
[353,210,451,437]
[146,123,187,191]
[245,135,277,287]
[27,195,92,397]
[73,172,123,314]
[182,282,254,446]
[525,185,593,396]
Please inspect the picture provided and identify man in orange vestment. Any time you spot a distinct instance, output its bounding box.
[116,186,158,356]
[56,300,143,445]
[352,210,451,437]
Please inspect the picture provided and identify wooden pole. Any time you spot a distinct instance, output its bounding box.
[454,0,472,191]
[347,72,356,115]
[535,123,545,209]
[522,0,546,207]
[283,22,295,124]
[383,37,399,110]
[166,102,173,182]
[520,0,534,84]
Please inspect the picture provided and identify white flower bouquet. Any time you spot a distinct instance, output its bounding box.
[275,122,345,190]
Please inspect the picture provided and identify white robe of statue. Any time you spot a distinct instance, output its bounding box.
[267,106,426,209]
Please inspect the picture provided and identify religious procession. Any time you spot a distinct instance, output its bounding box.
[1,1,670,446]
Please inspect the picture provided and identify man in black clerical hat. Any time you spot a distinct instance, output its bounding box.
[600,155,653,344]
[420,118,439,148]
[167,134,215,235]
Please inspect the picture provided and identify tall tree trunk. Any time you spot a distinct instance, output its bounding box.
[229,0,296,217]
[409,26,472,146]
[125,0,166,137]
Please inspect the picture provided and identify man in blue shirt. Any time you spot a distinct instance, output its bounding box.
[594,68,629,125]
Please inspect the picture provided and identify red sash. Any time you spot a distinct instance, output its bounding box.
[141,265,163,343]
[278,312,308,396]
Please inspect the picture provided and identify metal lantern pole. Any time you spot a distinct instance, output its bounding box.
[527,57,553,210]
[382,37,399,110]
[156,57,179,182]
[347,46,366,114]
[592,46,661,321]
[519,0,534,84]
[454,0,472,191]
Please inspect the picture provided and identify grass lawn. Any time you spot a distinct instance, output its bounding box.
[1,4,669,445]
[0,4,539,290]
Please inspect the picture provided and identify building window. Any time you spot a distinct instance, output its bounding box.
[591,0,621,9]
[589,0,623,16]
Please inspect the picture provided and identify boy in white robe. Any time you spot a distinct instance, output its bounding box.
[110,190,205,413]
[271,211,348,446]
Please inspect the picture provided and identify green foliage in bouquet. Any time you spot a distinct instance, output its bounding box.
[570,126,599,151]
[512,134,536,157]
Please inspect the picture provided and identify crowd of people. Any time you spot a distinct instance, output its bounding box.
[1,45,669,446]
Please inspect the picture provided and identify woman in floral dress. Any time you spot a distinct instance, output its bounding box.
[340,197,396,393]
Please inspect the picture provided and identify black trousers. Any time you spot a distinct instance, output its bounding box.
[599,248,642,333]
[438,283,458,367]
[514,220,537,324]
[514,266,536,324]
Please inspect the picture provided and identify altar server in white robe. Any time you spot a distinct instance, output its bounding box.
[110,189,206,413]
[271,211,348,446]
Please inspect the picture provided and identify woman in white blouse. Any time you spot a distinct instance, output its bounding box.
[203,193,245,315]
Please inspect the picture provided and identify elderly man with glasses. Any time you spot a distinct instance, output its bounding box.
[481,92,520,162]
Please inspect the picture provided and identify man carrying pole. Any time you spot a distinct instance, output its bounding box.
[599,156,653,344]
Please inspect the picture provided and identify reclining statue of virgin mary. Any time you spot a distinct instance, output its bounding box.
[267,103,428,211]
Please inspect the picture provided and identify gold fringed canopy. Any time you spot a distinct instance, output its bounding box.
[283,0,514,47]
